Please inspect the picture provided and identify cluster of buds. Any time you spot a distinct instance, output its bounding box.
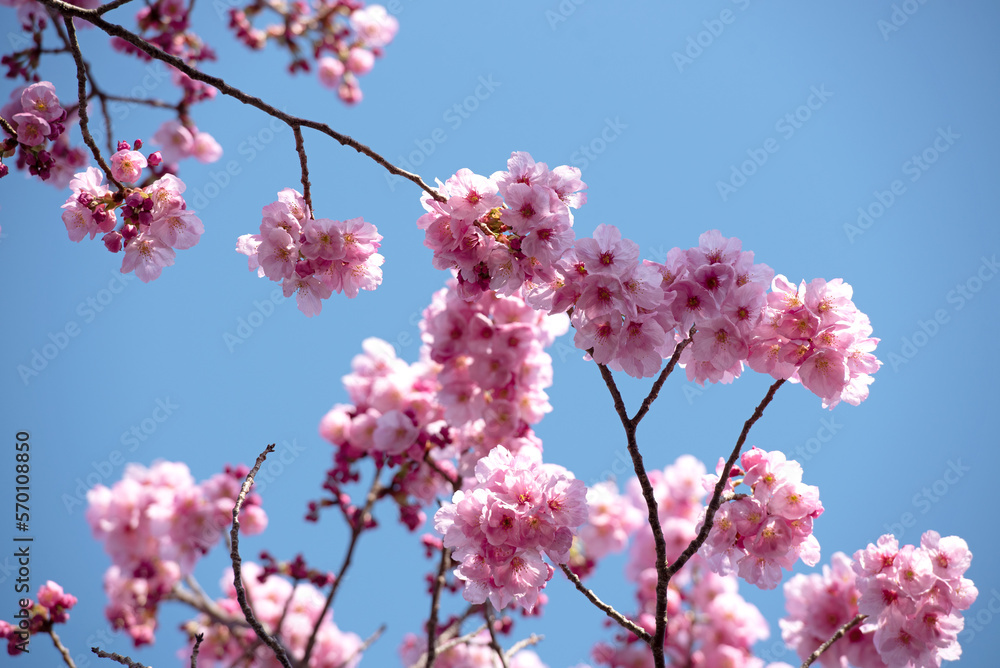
[0,81,86,186]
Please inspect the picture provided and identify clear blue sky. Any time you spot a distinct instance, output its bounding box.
[1,1,998,666]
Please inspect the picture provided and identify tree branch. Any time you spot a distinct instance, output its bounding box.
[801,614,866,668]
[230,443,295,668]
[36,0,445,201]
[559,563,650,642]
[425,543,451,668]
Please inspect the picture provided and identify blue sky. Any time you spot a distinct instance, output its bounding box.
[1,1,998,666]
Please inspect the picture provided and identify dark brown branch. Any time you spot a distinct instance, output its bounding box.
[189,633,204,668]
[230,444,295,668]
[302,467,384,665]
[425,543,451,668]
[37,0,445,202]
[664,378,786,581]
[559,564,650,642]
[293,126,313,216]
[63,16,122,190]
[96,0,138,14]
[630,327,695,424]
[801,614,866,667]
[91,646,148,667]
[483,603,509,668]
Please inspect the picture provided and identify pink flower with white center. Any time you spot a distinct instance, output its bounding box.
[20,81,63,121]
[121,233,176,282]
[442,168,502,222]
[110,149,147,183]
[317,56,345,88]
[151,119,194,163]
[350,5,398,47]
[501,183,555,234]
[767,481,822,520]
[610,318,666,378]
[62,201,101,242]
[146,173,187,215]
[12,112,49,146]
[150,208,203,249]
[688,228,744,267]
[191,131,222,163]
[573,313,621,365]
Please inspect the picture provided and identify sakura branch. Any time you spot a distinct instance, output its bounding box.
[801,614,865,668]
[229,444,296,668]
[34,0,443,201]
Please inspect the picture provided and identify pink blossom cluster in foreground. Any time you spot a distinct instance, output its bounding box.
[313,283,564,529]
[420,278,568,472]
[853,532,976,668]
[417,154,880,407]
[0,581,78,655]
[228,1,398,104]
[188,562,362,668]
[0,81,86,186]
[85,461,267,646]
[237,187,384,315]
[701,447,823,590]
[61,140,204,282]
[433,444,588,612]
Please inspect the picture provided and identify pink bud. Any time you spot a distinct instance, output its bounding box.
[103,231,123,253]
[147,151,162,167]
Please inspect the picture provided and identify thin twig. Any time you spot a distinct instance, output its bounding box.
[630,328,695,424]
[801,614,866,668]
[293,125,313,216]
[483,603,509,668]
[425,543,451,668]
[37,0,445,201]
[504,634,543,660]
[96,0,138,14]
[189,633,204,668]
[62,16,122,190]
[230,444,295,668]
[336,624,385,668]
[664,378,785,581]
[48,628,77,668]
[558,564,650,642]
[91,646,148,667]
[302,467,384,665]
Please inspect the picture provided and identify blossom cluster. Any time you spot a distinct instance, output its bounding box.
[0,581,78,655]
[420,278,567,472]
[237,188,384,315]
[852,532,976,668]
[416,152,587,301]
[701,447,823,590]
[315,336,453,529]
[187,561,362,667]
[110,0,218,106]
[587,456,777,668]
[61,141,204,282]
[399,628,547,668]
[228,1,397,104]
[748,275,881,408]
[780,551,883,668]
[0,81,86,186]
[151,119,222,165]
[433,445,587,612]
[85,461,267,646]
